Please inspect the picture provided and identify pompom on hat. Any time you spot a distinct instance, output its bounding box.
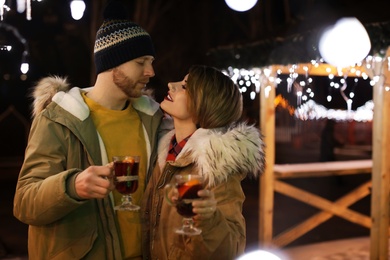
[94,1,155,74]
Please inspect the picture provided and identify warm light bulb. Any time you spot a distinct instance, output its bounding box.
[250,91,256,100]
[225,0,258,12]
[20,62,29,74]
[0,0,5,20]
[16,0,26,13]
[70,0,86,20]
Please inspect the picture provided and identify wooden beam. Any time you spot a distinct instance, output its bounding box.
[370,47,390,260]
[272,63,368,77]
[274,160,372,179]
[273,180,372,247]
[275,180,372,228]
[259,68,276,247]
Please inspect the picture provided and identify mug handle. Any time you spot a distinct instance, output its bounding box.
[164,183,178,206]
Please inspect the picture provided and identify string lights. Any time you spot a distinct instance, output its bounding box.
[1,0,86,77]
[0,22,29,74]
[2,0,86,21]
[223,56,385,122]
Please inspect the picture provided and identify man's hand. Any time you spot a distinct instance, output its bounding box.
[75,164,115,199]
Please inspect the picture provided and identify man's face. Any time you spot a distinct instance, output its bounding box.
[112,55,155,98]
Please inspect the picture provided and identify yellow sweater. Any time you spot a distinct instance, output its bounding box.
[83,93,147,259]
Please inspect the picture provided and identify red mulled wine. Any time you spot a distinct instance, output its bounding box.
[114,161,139,194]
[176,181,203,217]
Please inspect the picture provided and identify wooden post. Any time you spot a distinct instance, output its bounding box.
[370,47,390,260]
[259,67,276,247]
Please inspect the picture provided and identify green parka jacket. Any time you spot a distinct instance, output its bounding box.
[141,124,265,260]
[13,76,171,260]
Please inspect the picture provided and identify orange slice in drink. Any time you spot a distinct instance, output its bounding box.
[186,179,201,186]
[123,157,135,163]
[179,179,201,198]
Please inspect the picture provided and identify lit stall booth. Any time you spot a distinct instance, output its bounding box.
[208,20,390,258]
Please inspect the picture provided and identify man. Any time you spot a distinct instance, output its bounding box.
[13,1,170,259]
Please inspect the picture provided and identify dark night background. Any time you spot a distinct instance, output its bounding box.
[1,0,390,117]
[0,0,389,258]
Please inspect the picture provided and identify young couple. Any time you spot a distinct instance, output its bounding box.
[13,1,265,259]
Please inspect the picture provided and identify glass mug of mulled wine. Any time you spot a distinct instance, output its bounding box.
[165,174,204,236]
[112,155,140,211]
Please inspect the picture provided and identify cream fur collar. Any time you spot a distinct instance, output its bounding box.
[157,124,265,187]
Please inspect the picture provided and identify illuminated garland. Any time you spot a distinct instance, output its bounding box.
[222,56,385,121]
[217,21,390,122]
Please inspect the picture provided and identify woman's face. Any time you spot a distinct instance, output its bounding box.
[160,74,193,122]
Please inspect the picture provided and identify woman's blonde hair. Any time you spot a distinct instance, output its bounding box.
[186,65,243,129]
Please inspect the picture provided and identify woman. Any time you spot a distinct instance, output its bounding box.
[141,65,265,259]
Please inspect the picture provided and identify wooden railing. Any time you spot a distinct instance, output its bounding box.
[259,159,374,247]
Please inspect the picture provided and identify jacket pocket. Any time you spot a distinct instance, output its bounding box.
[50,228,98,259]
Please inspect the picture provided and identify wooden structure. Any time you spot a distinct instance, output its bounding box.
[209,21,390,259]
[264,159,373,247]
[258,49,390,259]
[368,47,390,260]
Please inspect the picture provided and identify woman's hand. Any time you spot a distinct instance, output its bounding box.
[192,189,217,220]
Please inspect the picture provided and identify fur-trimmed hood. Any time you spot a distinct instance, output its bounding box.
[31,76,71,118]
[30,76,162,120]
[157,124,265,187]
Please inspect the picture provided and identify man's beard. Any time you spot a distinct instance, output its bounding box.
[112,68,143,98]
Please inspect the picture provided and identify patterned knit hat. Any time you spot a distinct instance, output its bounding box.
[94,1,155,74]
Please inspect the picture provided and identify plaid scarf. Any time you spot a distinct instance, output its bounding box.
[166,134,192,162]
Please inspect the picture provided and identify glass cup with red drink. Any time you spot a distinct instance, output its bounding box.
[112,155,140,211]
[165,174,204,235]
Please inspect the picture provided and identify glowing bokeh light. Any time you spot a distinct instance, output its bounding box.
[70,0,86,20]
[319,17,371,68]
[237,250,283,260]
[225,0,258,12]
